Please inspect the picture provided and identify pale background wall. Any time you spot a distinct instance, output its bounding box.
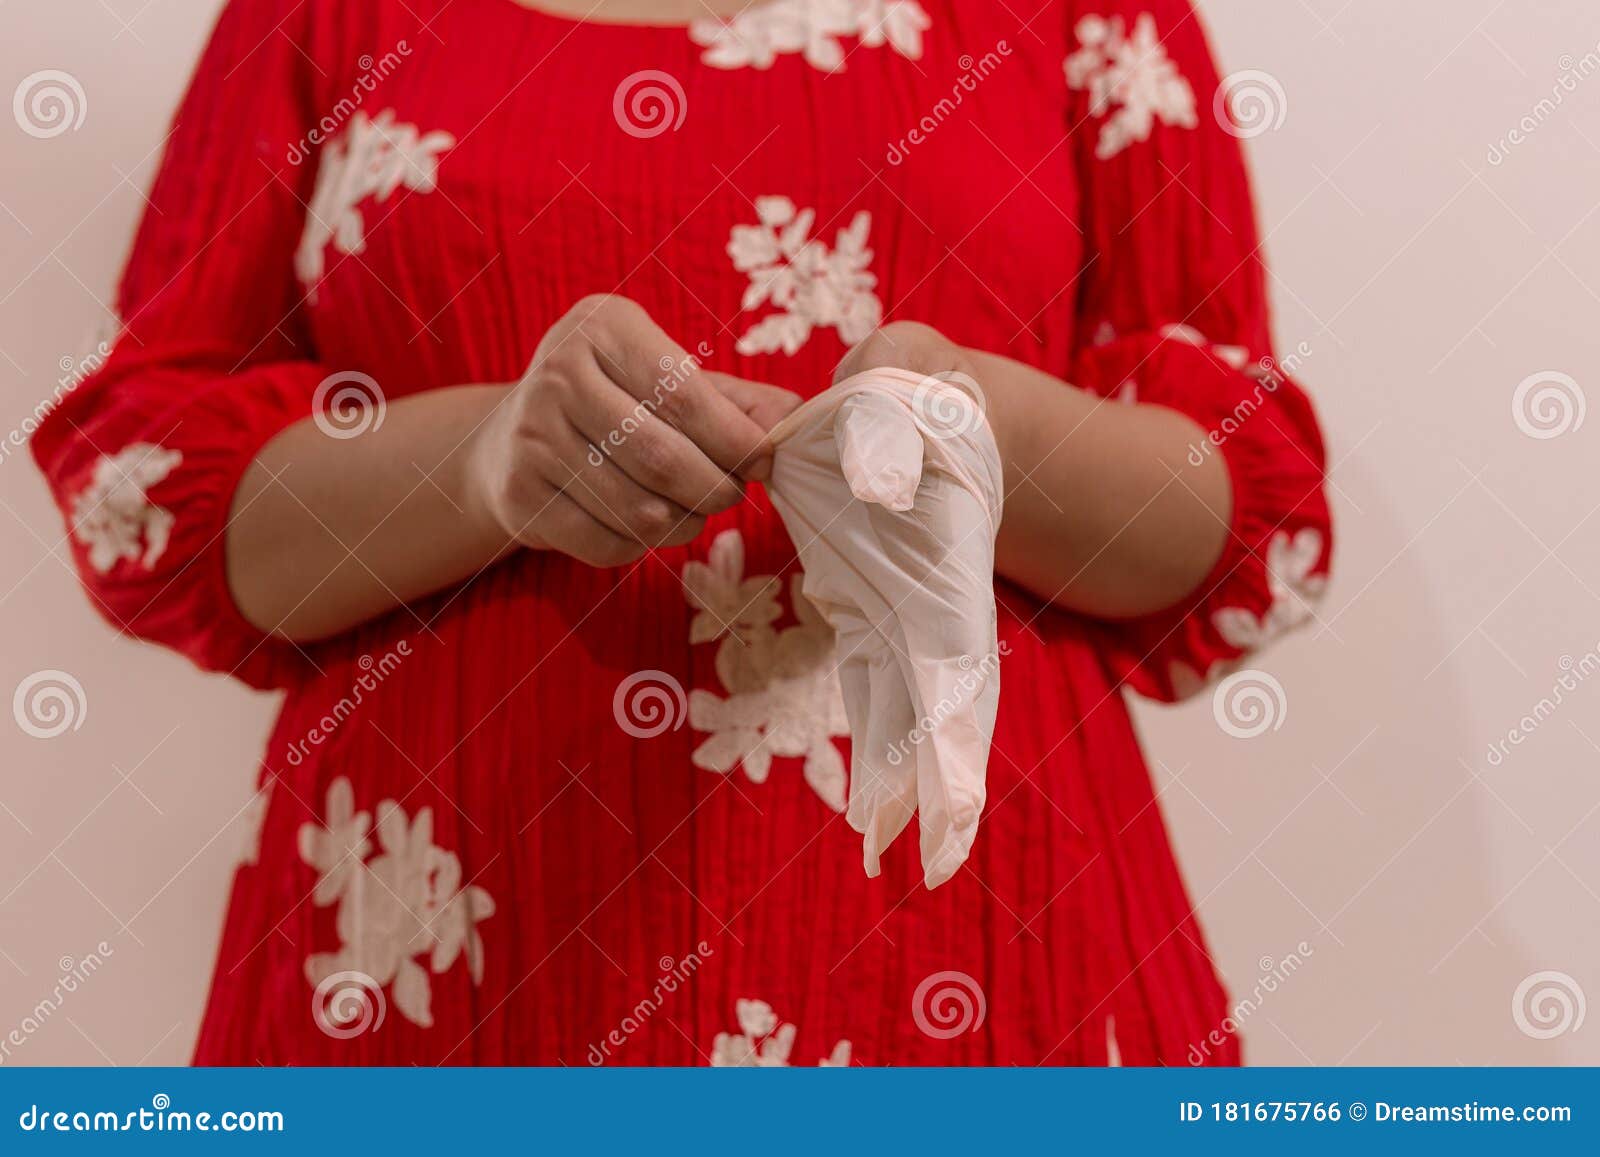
[1,0,1597,1065]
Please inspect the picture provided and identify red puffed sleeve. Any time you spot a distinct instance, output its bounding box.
[1063,0,1332,701]
[30,0,333,689]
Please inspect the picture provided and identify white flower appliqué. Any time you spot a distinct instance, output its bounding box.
[71,443,182,574]
[1164,527,1327,699]
[299,778,495,1029]
[711,998,852,1067]
[295,110,454,298]
[1065,13,1197,159]
[684,529,850,811]
[1213,527,1326,652]
[729,197,882,357]
[691,0,929,72]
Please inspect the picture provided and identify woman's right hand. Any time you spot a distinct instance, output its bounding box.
[468,294,799,567]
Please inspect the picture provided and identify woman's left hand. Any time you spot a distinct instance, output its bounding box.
[833,320,977,385]
[834,321,1010,460]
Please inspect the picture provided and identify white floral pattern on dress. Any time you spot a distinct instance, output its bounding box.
[711,998,852,1066]
[295,110,455,298]
[684,530,850,811]
[1213,527,1326,651]
[690,0,929,72]
[1166,528,1326,700]
[729,197,882,356]
[1158,322,1253,376]
[71,443,181,574]
[299,778,494,1028]
[1065,13,1197,160]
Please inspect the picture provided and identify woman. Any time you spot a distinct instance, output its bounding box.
[33,0,1330,1065]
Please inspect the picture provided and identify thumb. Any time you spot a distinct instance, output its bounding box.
[704,373,804,482]
[706,372,804,433]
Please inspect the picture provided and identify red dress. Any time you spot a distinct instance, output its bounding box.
[32,0,1331,1066]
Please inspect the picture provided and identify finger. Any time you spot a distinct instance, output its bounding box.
[592,305,775,480]
[519,479,646,569]
[706,373,804,432]
[563,355,747,515]
[543,420,707,548]
[704,374,804,481]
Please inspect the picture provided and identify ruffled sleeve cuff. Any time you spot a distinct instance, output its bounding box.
[32,351,331,690]
[1071,326,1333,703]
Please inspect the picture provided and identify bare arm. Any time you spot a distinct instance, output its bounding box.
[226,295,799,642]
[832,322,1232,619]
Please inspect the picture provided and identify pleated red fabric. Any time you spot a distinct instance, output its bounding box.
[31,0,1330,1065]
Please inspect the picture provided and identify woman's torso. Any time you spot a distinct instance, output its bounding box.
[199,0,1237,1067]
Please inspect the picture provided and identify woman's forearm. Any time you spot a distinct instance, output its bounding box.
[974,348,1233,620]
[225,296,799,645]
[226,384,517,642]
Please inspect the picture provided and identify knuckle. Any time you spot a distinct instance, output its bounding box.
[651,384,693,425]
[571,293,643,327]
[633,499,677,538]
[630,436,678,487]
[877,319,931,342]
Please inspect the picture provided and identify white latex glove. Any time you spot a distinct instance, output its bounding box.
[765,367,1004,888]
